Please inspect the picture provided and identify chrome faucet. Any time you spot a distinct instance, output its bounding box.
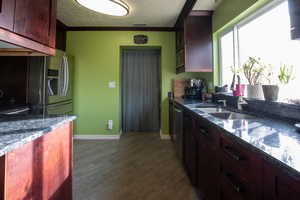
[236,75,247,110]
[217,99,227,112]
[218,100,227,107]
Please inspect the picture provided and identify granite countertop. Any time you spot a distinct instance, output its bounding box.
[173,98,300,179]
[0,115,76,157]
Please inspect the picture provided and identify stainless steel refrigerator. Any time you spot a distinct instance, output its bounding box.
[28,50,73,115]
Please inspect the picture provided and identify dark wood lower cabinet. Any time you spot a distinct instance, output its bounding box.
[183,112,198,186]
[196,118,219,200]
[263,161,300,200]
[0,122,73,200]
[172,102,300,200]
[169,100,174,141]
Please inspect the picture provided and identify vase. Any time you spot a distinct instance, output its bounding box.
[247,85,264,100]
[262,85,279,101]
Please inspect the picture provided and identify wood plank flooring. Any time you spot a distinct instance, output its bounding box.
[73,132,198,200]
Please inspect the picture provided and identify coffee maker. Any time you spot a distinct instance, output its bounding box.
[184,79,205,100]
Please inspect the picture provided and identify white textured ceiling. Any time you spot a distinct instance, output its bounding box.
[57,0,222,27]
[57,0,186,27]
[193,0,222,11]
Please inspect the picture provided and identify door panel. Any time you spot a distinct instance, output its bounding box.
[0,0,15,31]
[122,49,161,132]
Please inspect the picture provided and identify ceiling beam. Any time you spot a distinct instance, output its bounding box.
[175,0,198,28]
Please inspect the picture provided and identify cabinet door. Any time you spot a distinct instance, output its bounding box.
[196,121,220,200]
[169,101,174,141]
[0,0,15,31]
[183,113,197,186]
[174,106,183,160]
[263,161,300,200]
[185,16,213,72]
[14,0,56,45]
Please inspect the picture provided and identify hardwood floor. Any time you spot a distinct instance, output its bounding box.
[73,132,198,200]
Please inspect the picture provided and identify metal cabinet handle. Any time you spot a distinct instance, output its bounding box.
[223,145,242,161]
[224,172,242,193]
[174,108,182,113]
[199,128,209,137]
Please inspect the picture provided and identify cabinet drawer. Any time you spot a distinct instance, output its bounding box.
[220,169,257,200]
[195,120,219,146]
[220,135,260,171]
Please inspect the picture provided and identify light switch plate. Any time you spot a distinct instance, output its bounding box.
[109,81,116,88]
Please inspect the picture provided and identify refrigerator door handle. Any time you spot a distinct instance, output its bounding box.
[61,55,69,96]
[64,56,69,96]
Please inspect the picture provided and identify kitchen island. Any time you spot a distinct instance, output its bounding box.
[0,115,76,200]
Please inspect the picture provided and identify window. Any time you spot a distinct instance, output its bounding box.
[220,30,235,87]
[219,0,300,101]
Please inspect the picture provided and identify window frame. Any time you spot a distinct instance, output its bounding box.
[218,0,286,86]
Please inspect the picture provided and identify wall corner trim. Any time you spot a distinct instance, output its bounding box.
[74,134,121,140]
[160,131,171,140]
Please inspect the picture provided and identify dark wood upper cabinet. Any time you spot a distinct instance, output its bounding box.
[288,0,300,40]
[56,20,68,51]
[176,11,213,74]
[0,0,56,55]
[14,0,56,46]
[0,0,16,31]
[48,0,57,48]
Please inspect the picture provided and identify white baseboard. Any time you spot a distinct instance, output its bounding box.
[160,131,171,140]
[74,134,120,140]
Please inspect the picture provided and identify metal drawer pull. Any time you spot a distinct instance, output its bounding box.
[174,108,182,113]
[199,128,209,137]
[223,145,242,161]
[225,172,242,193]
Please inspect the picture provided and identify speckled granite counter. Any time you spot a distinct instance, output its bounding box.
[173,98,300,179]
[0,115,76,157]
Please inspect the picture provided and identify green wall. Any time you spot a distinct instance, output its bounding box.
[67,31,213,135]
[212,0,274,85]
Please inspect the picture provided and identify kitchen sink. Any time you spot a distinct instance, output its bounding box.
[209,112,257,120]
[187,103,216,109]
[194,107,227,113]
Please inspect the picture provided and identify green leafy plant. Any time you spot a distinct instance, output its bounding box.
[263,64,276,85]
[231,65,242,75]
[278,64,294,85]
[242,57,265,85]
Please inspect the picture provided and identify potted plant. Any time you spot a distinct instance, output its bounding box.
[278,64,294,101]
[241,57,265,100]
[262,64,294,101]
[262,65,279,101]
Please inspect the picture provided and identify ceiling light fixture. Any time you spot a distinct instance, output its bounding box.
[76,0,129,16]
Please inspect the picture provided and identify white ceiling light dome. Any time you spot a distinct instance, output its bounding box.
[76,0,129,16]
